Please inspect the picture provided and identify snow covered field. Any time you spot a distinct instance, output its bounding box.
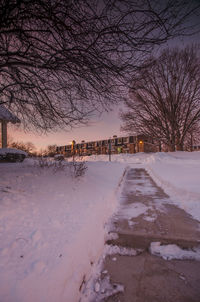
[0,152,200,301]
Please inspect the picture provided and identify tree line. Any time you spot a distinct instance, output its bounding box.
[2,136,57,156]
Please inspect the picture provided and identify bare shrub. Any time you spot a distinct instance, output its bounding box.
[36,157,53,169]
[69,161,88,178]
[35,156,87,178]
[35,157,65,173]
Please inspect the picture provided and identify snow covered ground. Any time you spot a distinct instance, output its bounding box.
[0,159,125,302]
[145,152,200,222]
[0,151,200,301]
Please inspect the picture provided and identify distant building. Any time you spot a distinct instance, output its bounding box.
[56,134,159,157]
[192,145,200,151]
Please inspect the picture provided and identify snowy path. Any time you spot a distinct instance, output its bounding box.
[81,168,200,302]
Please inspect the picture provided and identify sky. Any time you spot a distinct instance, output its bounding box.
[8,105,124,151]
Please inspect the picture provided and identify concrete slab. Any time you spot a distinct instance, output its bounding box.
[103,252,200,302]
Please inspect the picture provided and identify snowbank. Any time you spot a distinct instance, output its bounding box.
[0,148,27,156]
[144,152,200,221]
[0,105,20,123]
[81,153,147,164]
[0,159,125,302]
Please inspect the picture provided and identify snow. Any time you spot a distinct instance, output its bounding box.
[150,242,200,261]
[81,244,129,302]
[104,244,142,256]
[0,159,125,302]
[83,152,200,221]
[1,151,200,301]
[91,275,124,301]
[144,152,200,221]
[0,105,20,123]
[0,148,27,156]
[114,202,149,220]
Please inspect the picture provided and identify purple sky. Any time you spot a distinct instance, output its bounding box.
[8,105,124,151]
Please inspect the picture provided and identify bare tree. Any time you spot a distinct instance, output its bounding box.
[121,46,200,151]
[184,125,200,151]
[0,0,200,131]
[10,140,36,155]
[46,144,57,157]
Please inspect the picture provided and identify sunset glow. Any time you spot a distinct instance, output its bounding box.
[8,107,122,151]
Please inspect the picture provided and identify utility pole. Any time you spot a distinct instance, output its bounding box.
[71,140,76,162]
[108,139,111,162]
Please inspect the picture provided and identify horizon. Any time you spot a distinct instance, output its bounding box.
[8,106,124,151]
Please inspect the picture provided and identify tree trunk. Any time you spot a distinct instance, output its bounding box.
[169,134,176,151]
[168,144,176,152]
[190,133,193,152]
[159,141,162,152]
[176,143,184,151]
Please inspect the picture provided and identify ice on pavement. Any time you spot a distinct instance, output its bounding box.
[150,242,200,261]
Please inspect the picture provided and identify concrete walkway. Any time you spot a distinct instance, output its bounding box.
[87,168,200,302]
